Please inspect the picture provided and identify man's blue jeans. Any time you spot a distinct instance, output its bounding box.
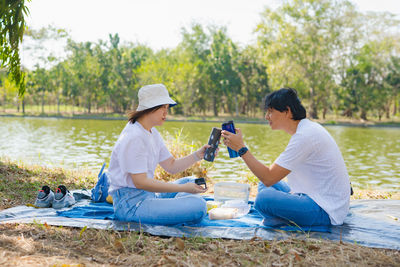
[110,177,207,226]
[254,181,331,227]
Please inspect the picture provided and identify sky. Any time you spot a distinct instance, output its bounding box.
[22,0,400,68]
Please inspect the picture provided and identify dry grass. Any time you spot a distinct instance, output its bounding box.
[0,223,399,267]
[1,158,400,266]
[351,189,400,200]
[154,130,212,182]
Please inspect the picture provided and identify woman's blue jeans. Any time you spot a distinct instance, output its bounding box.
[254,181,331,227]
[110,177,207,226]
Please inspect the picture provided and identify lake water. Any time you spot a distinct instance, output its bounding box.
[1,117,399,191]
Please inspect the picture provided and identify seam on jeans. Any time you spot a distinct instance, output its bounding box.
[131,200,144,217]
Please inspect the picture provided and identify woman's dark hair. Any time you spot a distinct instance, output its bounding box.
[128,105,164,124]
[264,88,306,120]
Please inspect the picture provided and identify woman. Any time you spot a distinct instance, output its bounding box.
[108,84,208,225]
[221,88,350,227]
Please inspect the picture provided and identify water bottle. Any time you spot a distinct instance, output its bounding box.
[221,120,239,158]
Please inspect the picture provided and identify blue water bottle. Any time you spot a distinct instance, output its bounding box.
[221,120,239,158]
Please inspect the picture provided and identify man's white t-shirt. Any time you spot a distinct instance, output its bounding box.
[275,119,350,225]
[108,122,172,192]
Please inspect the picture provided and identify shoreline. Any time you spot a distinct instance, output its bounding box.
[1,113,400,128]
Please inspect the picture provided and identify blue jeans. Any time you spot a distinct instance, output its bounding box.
[110,177,207,226]
[254,181,331,227]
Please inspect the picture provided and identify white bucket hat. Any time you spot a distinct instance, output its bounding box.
[136,84,177,111]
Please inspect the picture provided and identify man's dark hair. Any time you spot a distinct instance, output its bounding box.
[264,88,306,120]
[128,105,164,124]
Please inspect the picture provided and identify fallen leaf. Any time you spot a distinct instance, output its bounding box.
[114,240,124,253]
[175,237,185,251]
[387,215,398,221]
[290,249,302,261]
[294,252,301,261]
[307,244,320,251]
[273,248,282,255]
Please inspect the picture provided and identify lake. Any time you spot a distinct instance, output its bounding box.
[1,116,399,191]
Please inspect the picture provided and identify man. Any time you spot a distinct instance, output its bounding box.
[221,88,350,227]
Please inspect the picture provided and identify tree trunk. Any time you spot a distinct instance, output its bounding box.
[235,94,239,117]
[22,98,25,114]
[385,104,390,119]
[57,91,61,114]
[360,109,367,120]
[41,90,45,114]
[309,87,318,119]
[213,96,218,117]
[342,108,353,118]
[322,107,327,120]
[3,91,6,112]
[87,96,91,114]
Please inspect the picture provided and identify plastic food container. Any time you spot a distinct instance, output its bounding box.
[221,200,251,217]
[206,200,222,212]
[213,182,250,204]
[209,207,238,220]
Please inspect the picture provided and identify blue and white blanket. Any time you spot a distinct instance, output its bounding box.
[0,191,399,250]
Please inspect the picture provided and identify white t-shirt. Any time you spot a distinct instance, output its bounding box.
[275,119,350,225]
[108,122,172,192]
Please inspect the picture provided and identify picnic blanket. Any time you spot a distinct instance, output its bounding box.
[0,190,399,250]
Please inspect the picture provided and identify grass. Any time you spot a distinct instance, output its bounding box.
[0,160,95,209]
[2,107,400,126]
[1,158,400,266]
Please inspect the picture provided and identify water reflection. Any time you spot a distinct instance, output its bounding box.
[0,117,399,191]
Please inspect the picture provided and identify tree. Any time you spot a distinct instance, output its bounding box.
[0,0,30,96]
[23,25,69,70]
[386,56,400,116]
[207,26,241,116]
[180,23,211,115]
[256,0,352,118]
[341,42,391,121]
[237,45,269,116]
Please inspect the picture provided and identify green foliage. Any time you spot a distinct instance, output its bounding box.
[255,0,400,120]
[207,27,241,116]
[2,1,399,120]
[0,0,30,96]
[256,0,349,119]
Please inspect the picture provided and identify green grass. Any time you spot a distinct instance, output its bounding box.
[0,158,97,208]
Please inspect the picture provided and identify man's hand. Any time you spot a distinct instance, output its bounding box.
[221,128,245,151]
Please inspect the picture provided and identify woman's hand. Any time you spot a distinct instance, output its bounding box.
[221,128,245,151]
[194,144,209,160]
[181,182,207,194]
[194,144,220,161]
